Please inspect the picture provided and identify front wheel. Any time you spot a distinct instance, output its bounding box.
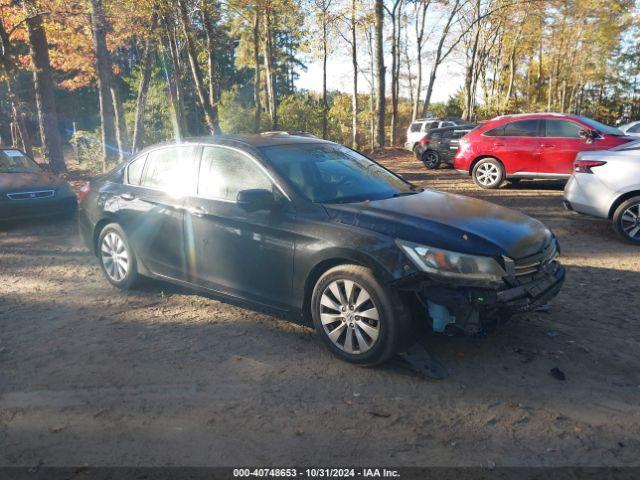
[472,158,505,189]
[613,196,640,244]
[422,150,441,169]
[311,265,412,366]
[98,223,141,289]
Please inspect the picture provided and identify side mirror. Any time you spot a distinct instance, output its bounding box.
[579,129,597,144]
[237,188,276,212]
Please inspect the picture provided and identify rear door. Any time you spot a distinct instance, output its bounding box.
[539,119,588,175]
[117,145,199,280]
[485,119,542,174]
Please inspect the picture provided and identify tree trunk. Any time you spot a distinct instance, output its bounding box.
[389,4,397,145]
[350,0,358,148]
[23,0,66,173]
[253,9,262,132]
[421,0,459,117]
[89,0,118,170]
[132,13,158,154]
[374,0,385,148]
[321,7,328,140]
[263,10,277,130]
[0,21,34,157]
[111,84,128,160]
[177,0,220,134]
[202,3,221,134]
[165,20,187,137]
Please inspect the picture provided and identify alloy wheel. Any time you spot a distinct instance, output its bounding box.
[476,162,500,186]
[101,231,129,282]
[319,279,380,354]
[621,203,640,240]
[424,151,439,168]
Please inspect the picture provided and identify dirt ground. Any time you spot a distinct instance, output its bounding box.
[1,149,639,468]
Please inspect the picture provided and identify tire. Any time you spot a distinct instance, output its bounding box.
[311,264,412,366]
[612,196,640,245]
[421,150,441,170]
[472,157,505,189]
[97,223,140,289]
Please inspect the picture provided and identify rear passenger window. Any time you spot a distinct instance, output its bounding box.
[126,154,146,185]
[140,146,198,195]
[484,127,504,136]
[502,120,540,137]
[409,122,422,132]
[198,146,272,201]
[545,120,582,138]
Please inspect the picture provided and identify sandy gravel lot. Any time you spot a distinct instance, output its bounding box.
[1,149,639,467]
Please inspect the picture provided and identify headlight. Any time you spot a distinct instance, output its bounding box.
[397,239,506,283]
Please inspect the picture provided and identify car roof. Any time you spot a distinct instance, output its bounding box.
[426,125,475,133]
[491,112,583,122]
[134,133,331,157]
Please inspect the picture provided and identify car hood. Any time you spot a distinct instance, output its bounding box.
[324,189,552,259]
[0,172,68,194]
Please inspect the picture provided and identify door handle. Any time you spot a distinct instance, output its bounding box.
[184,205,207,217]
[540,143,555,148]
[120,192,135,201]
[493,142,504,147]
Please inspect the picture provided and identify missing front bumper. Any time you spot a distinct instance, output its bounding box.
[397,262,566,335]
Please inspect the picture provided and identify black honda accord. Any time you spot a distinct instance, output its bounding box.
[78,133,565,365]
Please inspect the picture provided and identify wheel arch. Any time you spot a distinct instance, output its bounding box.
[301,251,395,323]
[609,190,640,219]
[92,217,116,256]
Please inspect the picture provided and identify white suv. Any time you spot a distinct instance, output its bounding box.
[404,119,459,154]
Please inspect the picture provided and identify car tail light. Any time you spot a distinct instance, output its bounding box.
[419,136,430,145]
[78,181,91,202]
[574,160,606,173]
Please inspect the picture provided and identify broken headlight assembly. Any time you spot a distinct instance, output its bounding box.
[396,239,506,284]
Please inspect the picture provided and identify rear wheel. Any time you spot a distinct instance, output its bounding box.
[311,265,412,366]
[98,223,140,289]
[472,158,505,189]
[613,196,640,244]
[422,150,441,169]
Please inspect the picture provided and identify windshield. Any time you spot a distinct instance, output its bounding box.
[578,116,623,136]
[260,143,418,203]
[0,150,41,174]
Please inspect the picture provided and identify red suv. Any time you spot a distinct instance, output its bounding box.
[454,113,633,188]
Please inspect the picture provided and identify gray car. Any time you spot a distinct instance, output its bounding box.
[564,140,640,244]
[619,120,640,137]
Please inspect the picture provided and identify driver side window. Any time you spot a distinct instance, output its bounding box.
[198,146,273,202]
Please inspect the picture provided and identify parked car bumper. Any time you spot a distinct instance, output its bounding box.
[0,194,77,221]
[563,174,612,219]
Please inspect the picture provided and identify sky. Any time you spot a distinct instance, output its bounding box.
[296,55,465,104]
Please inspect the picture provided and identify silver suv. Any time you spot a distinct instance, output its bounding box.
[564,140,640,244]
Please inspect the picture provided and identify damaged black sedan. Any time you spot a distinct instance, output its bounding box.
[79,134,564,366]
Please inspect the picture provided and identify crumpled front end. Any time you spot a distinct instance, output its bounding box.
[394,240,565,336]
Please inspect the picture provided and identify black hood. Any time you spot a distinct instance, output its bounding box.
[0,172,67,195]
[324,189,552,259]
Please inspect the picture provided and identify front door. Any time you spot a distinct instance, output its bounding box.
[184,145,296,308]
[538,119,590,175]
